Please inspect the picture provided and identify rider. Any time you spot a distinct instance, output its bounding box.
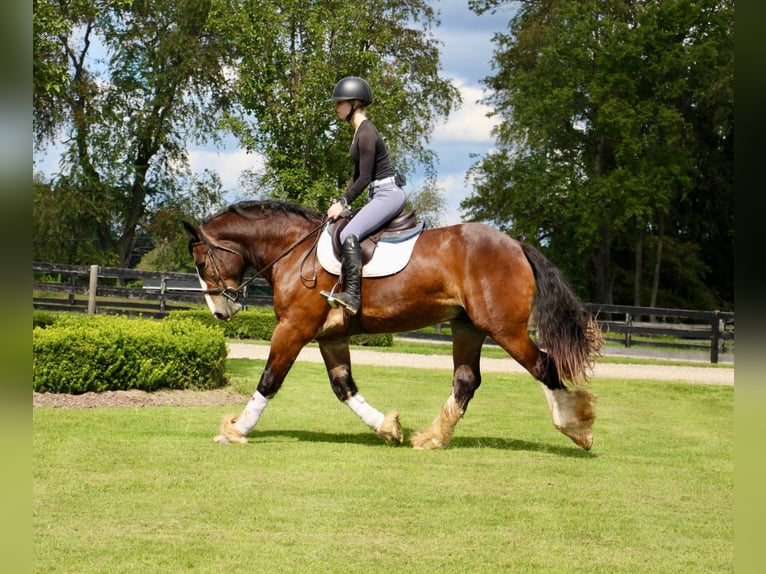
[321,76,407,315]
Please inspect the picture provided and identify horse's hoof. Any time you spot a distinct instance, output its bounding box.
[215,413,248,444]
[376,410,403,445]
[409,432,444,450]
[556,425,593,451]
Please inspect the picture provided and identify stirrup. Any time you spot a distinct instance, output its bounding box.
[331,292,359,316]
[320,289,340,308]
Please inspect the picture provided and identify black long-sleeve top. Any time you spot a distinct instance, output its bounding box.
[340,119,395,205]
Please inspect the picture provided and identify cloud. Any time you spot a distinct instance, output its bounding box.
[437,172,470,224]
[416,79,499,226]
[187,147,265,196]
[432,80,499,143]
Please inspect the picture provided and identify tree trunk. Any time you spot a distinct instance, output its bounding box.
[649,214,664,311]
[595,222,612,304]
[115,162,150,268]
[594,137,612,304]
[634,226,644,306]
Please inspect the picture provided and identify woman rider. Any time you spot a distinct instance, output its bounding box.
[321,76,407,315]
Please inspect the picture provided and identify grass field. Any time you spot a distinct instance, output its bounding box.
[33,359,733,573]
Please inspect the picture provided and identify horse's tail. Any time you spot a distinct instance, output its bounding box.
[521,242,602,385]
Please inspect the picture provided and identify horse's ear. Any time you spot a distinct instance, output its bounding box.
[183,220,200,241]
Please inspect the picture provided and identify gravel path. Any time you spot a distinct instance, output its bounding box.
[227,343,734,385]
[33,341,733,409]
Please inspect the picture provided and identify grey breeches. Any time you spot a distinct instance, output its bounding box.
[339,183,407,243]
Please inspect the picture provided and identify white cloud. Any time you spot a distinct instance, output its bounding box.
[432,80,499,143]
[187,147,265,197]
[415,79,500,226]
[34,140,266,203]
[437,172,470,225]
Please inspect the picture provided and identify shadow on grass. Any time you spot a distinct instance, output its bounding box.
[251,428,595,457]
[450,436,596,458]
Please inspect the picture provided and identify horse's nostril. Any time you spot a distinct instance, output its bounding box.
[213,312,226,321]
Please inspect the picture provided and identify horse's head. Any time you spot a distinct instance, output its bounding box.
[183,220,246,321]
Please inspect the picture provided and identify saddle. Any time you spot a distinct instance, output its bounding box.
[331,209,421,264]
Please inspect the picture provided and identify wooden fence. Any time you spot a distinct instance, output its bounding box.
[33,262,734,363]
[33,262,272,319]
[583,303,734,364]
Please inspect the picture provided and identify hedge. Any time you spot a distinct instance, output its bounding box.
[33,308,394,347]
[33,314,228,394]
[165,308,278,340]
[31,306,393,394]
[33,310,60,329]
[167,308,394,347]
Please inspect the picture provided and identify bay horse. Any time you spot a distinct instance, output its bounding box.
[184,200,602,450]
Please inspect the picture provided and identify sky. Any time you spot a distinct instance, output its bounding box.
[33,2,515,226]
[412,2,513,223]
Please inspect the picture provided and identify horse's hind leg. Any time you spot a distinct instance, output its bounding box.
[410,318,485,450]
[318,336,403,445]
[492,326,596,450]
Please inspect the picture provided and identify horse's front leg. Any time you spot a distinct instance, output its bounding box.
[215,324,309,445]
[318,337,403,445]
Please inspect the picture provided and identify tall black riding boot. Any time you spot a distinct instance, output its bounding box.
[322,234,362,315]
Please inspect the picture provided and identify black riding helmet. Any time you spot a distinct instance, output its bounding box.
[328,76,373,122]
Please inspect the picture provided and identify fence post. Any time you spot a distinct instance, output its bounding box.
[710,311,720,364]
[159,277,167,314]
[68,273,76,307]
[87,265,99,315]
[625,313,632,348]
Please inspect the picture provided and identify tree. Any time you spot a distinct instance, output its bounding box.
[133,169,225,271]
[465,0,733,308]
[215,0,461,212]
[33,0,72,145]
[33,171,106,264]
[33,0,234,267]
[34,0,461,266]
[406,176,446,228]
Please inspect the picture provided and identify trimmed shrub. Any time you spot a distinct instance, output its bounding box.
[166,308,278,340]
[169,308,393,347]
[33,314,228,394]
[351,332,393,347]
[33,310,60,329]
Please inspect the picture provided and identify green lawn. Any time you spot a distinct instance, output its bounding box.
[33,359,733,573]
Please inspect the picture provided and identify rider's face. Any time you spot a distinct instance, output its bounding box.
[335,100,351,119]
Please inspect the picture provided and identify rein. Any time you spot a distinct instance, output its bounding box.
[193,219,326,303]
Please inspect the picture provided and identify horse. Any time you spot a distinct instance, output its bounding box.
[183,200,602,450]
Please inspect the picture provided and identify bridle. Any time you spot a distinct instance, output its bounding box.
[191,220,326,304]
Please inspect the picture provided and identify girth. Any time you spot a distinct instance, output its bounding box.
[331,209,420,264]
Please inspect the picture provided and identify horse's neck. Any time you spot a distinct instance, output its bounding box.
[228,216,318,269]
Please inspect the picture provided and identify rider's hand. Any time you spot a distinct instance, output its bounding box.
[326,201,346,221]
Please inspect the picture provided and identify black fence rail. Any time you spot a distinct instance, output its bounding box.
[33,262,272,319]
[584,303,734,364]
[33,262,734,363]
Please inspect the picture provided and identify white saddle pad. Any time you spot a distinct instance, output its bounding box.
[317,222,423,277]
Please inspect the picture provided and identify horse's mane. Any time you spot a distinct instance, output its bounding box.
[202,200,322,224]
